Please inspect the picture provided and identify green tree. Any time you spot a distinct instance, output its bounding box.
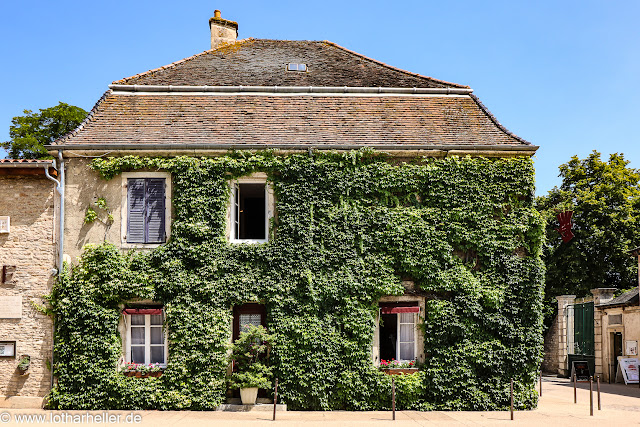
[537,151,640,325]
[2,102,87,159]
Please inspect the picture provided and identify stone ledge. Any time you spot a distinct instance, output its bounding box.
[216,403,287,412]
[0,396,44,409]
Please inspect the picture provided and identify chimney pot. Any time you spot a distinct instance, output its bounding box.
[214,10,221,18]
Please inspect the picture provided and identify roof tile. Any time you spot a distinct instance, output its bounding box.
[52,93,529,147]
[114,39,468,89]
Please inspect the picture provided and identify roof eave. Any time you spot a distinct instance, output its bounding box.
[46,143,538,153]
[0,161,54,169]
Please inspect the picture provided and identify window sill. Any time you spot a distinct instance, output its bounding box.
[230,239,269,245]
[121,242,166,249]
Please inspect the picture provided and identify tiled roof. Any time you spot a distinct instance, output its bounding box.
[600,288,639,307]
[51,92,532,148]
[114,39,468,89]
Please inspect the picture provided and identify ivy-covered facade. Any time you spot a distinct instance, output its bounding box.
[45,11,543,411]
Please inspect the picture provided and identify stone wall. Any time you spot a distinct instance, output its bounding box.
[542,314,559,374]
[554,295,576,377]
[0,175,55,408]
[62,157,172,262]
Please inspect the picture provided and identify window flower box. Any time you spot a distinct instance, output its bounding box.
[381,368,419,375]
[123,363,163,378]
[379,359,419,375]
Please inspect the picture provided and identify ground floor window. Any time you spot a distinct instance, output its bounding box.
[379,302,419,362]
[123,308,167,366]
[233,303,266,340]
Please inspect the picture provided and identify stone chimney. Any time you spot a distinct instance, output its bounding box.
[209,10,238,49]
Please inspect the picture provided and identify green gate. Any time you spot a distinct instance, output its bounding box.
[570,302,594,355]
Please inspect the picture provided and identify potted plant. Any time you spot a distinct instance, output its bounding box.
[123,362,163,378]
[149,363,163,377]
[228,325,274,405]
[17,355,30,375]
[137,363,151,377]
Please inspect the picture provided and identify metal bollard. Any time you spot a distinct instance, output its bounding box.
[539,372,542,396]
[589,376,593,416]
[392,376,396,421]
[597,376,601,410]
[510,378,514,421]
[273,377,278,421]
[573,373,577,403]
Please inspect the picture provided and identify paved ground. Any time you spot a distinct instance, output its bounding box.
[1,375,639,426]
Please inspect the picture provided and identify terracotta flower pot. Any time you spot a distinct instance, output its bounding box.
[240,387,259,405]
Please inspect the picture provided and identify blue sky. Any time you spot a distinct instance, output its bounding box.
[1,0,638,196]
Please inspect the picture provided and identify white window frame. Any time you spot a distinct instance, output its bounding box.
[124,312,168,368]
[373,297,425,366]
[121,172,172,249]
[396,312,418,362]
[227,173,274,244]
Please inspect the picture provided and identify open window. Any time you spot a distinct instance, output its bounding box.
[229,174,273,243]
[378,301,420,363]
[123,308,168,367]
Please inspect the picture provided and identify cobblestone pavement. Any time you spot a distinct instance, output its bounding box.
[1,376,639,426]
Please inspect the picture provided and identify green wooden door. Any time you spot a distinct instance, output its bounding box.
[573,302,594,355]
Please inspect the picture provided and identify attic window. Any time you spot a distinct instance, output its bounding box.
[287,63,307,72]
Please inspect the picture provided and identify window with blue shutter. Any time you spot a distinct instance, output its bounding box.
[127,178,166,244]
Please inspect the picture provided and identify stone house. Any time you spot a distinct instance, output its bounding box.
[545,249,640,382]
[42,11,543,410]
[0,159,58,408]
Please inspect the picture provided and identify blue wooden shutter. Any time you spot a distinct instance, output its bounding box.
[145,178,166,243]
[127,178,146,243]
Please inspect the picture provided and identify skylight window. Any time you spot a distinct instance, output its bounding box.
[287,63,307,72]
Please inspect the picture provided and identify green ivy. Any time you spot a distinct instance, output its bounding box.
[48,150,544,411]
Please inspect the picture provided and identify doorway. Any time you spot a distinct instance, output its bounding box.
[612,332,623,382]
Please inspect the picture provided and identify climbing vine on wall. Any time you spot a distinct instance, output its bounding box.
[48,150,544,411]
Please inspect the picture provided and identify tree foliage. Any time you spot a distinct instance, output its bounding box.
[2,102,87,159]
[537,151,640,325]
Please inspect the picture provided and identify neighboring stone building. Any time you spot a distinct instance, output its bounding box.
[42,11,543,410]
[0,159,57,408]
[592,287,639,382]
[546,248,640,382]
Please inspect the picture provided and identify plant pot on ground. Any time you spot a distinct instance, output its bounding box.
[228,325,275,405]
[239,387,259,405]
[230,364,273,404]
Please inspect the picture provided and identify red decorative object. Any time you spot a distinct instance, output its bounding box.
[556,211,574,243]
